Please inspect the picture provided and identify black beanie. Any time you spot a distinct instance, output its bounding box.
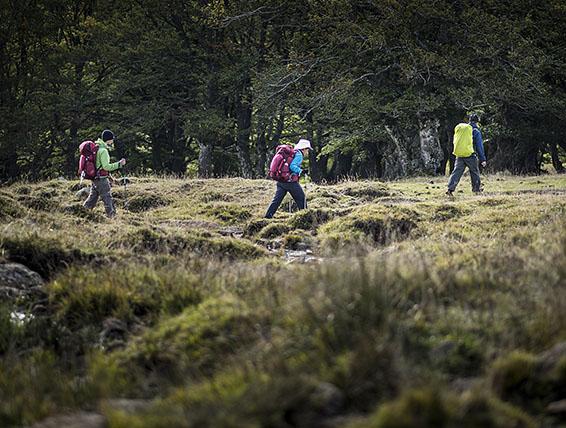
[101,130,115,142]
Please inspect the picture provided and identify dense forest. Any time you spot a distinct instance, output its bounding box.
[1,0,566,182]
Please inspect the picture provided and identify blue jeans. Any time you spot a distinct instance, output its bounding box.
[447,155,481,192]
[265,181,306,218]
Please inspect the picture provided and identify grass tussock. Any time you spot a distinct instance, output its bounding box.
[0,174,565,426]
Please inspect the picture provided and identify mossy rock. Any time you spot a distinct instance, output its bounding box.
[114,294,261,379]
[258,222,291,239]
[125,194,170,212]
[319,205,417,249]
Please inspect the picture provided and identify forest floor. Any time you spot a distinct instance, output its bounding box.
[1,173,565,427]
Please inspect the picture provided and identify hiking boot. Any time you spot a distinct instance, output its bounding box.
[445,190,454,198]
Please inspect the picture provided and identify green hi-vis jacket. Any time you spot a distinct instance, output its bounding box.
[95,138,121,175]
[452,123,474,158]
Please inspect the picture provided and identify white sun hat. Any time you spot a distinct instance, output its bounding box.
[295,139,312,150]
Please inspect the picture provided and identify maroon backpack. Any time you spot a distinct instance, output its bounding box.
[78,141,99,180]
[268,145,298,182]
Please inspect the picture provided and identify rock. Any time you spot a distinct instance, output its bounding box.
[538,341,566,371]
[102,398,153,414]
[311,382,345,417]
[546,399,566,414]
[30,412,106,428]
[429,340,456,362]
[218,227,244,238]
[0,263,44,300]
[99,318,128,351]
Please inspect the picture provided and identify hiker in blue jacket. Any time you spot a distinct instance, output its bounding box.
[446,114,487,197]
[265,139,312,218]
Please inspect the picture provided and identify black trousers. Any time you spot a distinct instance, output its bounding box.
[265,181,306,218]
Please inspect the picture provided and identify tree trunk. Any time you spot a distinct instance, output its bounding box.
[236,90,253,178]
[549,142,564,173]
[198,140,213,178]
[255,118,268,178]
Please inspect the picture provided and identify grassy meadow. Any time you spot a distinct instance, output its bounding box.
[0,173,565,427]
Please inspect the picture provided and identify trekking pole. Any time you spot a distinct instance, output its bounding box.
[304,174,308,209]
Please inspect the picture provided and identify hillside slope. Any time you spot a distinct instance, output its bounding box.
[1,174,565,427]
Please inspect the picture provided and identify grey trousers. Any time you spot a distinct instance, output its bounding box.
[448,155,481,192]
[83,177,116,217]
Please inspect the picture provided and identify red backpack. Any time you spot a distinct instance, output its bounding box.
[268,145,298,182]
[77,141,99,180]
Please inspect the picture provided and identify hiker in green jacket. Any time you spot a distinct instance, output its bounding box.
[83,130,126,217]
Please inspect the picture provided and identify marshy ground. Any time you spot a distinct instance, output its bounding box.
[1,173,565,427]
